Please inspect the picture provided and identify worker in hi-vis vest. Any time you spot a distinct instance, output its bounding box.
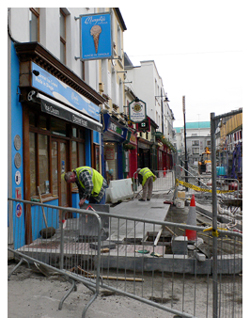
[64,167,107,207]
[137,167,157,201]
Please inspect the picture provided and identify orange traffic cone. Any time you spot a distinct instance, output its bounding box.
[185,194,197,241]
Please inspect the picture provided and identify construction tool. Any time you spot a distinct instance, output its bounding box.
[38,186,56,239]
[75,266,144,282]
[135,249,150,254]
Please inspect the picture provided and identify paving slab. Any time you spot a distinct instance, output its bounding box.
[108,195,171,242]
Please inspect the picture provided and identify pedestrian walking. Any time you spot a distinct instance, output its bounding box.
[137,167,157,201]
[64,166,107,206]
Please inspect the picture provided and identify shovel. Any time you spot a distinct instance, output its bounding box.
[38,186,56,239]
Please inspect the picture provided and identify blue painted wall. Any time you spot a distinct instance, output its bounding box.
[31,199,59,241]
[10,41,26,249]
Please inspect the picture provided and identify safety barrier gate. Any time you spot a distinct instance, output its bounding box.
[133,169,176,198]
[8,197,242,318]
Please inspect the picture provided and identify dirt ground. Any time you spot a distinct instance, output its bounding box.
[7,261,182,318]
[8,260,243,318]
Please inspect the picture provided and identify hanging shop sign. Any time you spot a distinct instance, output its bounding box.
[79,12,112,61]
[31,63,100,121]
[129,99,146,123]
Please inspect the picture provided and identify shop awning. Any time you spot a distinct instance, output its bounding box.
[36,93,102,133]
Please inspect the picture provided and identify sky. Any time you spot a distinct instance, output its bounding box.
[118,1,246,128]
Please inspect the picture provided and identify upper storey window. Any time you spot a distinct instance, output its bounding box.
[60,9,66,64]
[29,8,40,42]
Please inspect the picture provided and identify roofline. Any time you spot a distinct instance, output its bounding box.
[114,8,127,31]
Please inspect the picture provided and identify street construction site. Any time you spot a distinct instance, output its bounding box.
[8,167,242,318]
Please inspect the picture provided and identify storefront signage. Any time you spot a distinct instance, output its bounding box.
[41,100,102,132]
[108,121,126,138]
[129,99,146,123]
[15,187,22,200]
[105,148,115,160]
[32,63,100,121]
[15,171,21,185]
[80,12,112,61]
[16,203,22,218]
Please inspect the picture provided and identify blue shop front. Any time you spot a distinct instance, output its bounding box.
[101,113,128,183]
[9,42,105,247]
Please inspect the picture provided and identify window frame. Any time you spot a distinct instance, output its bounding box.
[60,9,66,64]
[27,111,86,200]
[29,8,40,42]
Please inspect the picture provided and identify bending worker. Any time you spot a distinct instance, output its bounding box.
[64,166,107,207]
[137,167,157,202]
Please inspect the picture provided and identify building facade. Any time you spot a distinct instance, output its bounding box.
[8,7,128,247]
[174,121,211,165]
[124,56,175,171]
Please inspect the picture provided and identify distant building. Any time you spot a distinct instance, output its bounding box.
[174,121,211,164]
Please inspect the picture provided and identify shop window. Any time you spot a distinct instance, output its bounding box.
[104,143,117,180]
[51,118,67,136]
[38,134,49,194]
[29,112,36,127]
[38,115,47,130]
[79,143,84,166]
[72,127,77,138]
[79,129,85,139]
[28,112,87,200]
[72,141,77,169]
[29,132,36,197]
[29,132,50,196]
[51,141,58,197]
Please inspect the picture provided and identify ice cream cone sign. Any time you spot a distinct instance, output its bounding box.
[90,25,102,53]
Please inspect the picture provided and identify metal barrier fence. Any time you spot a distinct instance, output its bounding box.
[8,197,242,318]
[133,169,175,197]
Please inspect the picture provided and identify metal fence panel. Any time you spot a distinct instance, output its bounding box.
[8,197,242,318]
[133,169,175,197]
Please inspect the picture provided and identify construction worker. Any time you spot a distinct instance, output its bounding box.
[137,167,157,201]
[64,166,107,206]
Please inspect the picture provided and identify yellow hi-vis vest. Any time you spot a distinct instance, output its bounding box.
[139,168,156,186]
[75,166,103,197]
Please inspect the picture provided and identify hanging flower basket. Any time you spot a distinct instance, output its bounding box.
[123,143,136,151]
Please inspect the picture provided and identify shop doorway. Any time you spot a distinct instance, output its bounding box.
[51,139,70,218]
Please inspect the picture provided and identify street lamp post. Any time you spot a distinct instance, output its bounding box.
[182,96,188,190]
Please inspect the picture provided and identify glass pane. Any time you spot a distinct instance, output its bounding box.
[29,132,36,197]
[95,146,100,172]
[79,129,85,139]
[60,41,66,64]
[51,118,67,136]
[71,141,78,190]
[38,115,47,130]
[60,11,65,38]
[29,112,36,127]
[72,128,77,138]
[79,142,84,166]
[29,10,38,41]
[38,134,49,194]
[72,141,77,169]
[60,143,67,206]
[52,141,58,197]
